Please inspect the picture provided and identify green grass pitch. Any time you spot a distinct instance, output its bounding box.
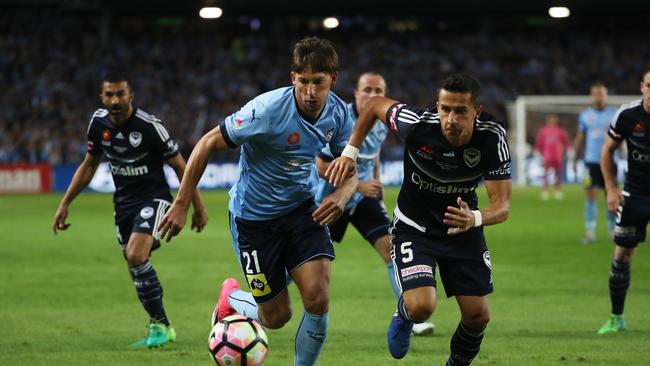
[1,185,649,365]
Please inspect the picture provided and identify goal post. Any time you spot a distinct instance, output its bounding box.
[507,95,638,186]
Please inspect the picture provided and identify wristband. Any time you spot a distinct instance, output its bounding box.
[341,144,359,162]
[471,210,482,227]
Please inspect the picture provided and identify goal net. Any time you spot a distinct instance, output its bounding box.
[506,95,638,186]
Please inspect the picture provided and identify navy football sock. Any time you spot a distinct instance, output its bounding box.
[130,260,169,326]
[609,259,631,315]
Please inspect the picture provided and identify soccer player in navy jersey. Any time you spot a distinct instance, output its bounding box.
[572,82,619,243]
[158,37,358,366]
[597,69,650,334]
[52,71,208,347]
[315,72,435,336]
[327,74,511,365]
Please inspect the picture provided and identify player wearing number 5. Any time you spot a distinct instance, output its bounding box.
[326,74,511,365]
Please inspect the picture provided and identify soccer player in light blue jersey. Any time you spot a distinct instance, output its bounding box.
[315,72,434,336]
[572,82,619,243]
[158,37,358,366]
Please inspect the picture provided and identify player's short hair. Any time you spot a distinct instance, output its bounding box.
[438,74,481,106]
[643,68,650,80]
[292,37,338,75]
[356,72,388,92]
[591,81,607,89]
[102,70,133,91]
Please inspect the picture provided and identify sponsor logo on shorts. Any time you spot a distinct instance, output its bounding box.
[401,265,433,277]
[483,251,491,269]
[139,221,151,229]
[615,225,636,237]
[246,273,272,297]
[140,207,154,219]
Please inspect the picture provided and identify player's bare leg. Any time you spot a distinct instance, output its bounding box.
[445,295,490,365]
[291,258,331,366]
[126,233,174,347]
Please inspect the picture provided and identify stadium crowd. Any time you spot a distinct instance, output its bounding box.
[1,10,648,164]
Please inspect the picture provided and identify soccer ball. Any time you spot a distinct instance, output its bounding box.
[208,315,269,366]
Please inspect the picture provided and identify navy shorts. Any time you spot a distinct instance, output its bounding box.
[230,199,335,304]
[390,219,493,298]
[329,196,391,245]
[614,193,650,248]
[114,198,171,250]
[585,163,616,189]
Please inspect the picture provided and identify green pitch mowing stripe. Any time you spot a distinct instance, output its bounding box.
[1,185,649,365]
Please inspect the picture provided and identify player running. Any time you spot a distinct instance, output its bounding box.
[52,71,208,348]
[327,74,511,365]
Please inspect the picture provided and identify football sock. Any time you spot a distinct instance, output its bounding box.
[229,289,260,322]
[609,260,631,315]
[294,311,328,366]
[397,296,413,322]
[585,200,597,237]
[386,262,401,298]
[130,260,169,326]
[446,322,485,366]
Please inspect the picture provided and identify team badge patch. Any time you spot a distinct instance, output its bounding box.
[140,206,154,219]
[325,128,335,142]
[129,131,142,147]
[246,273,272,297]
[463,148,481,168]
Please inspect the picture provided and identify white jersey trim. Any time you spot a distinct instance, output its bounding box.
[136,109,170,142]
[87,108,108,134]
[611,99,642,131]
[394,204,426,233]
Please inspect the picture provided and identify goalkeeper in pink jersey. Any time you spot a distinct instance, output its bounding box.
[535,114,571,200]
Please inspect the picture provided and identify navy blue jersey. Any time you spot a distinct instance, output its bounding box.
[87,108,178,209]
[386,103,511,238]
[608,100,650,196]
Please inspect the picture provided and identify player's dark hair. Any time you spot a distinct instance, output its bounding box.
[292,37,338,75]
[102,70,133,91]
[592,81,607,89]
[643,68,650,80]
[438,74,481,106]
[356,72,388,93]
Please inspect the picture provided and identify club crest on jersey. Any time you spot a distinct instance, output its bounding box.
[325,128,335,142]
[129,131,142,147]
[463,148,481,168]
[288,132,301,145]
[140,207,154,219]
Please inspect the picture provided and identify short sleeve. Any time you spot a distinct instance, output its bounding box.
[385,103,428,140]
[152,121,179,159]
[220,100,268,148]
[608,108,626,141]
[481,121,512,181]
[86,116,103,156]
[328,104,353,157]
[578,111,588,133]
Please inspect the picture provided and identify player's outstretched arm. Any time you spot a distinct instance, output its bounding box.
[326,96,397,187]
[157,125,229,242]
[166,154,209,233]
[600,136,623,212]
[52,153,101,234]
[313,171,359,226]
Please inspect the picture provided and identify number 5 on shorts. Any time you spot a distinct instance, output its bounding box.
[400,242,413,263]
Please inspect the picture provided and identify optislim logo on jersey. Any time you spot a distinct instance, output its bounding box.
[109,162,149,176]
[632,150,650,163]
[411,172,477,194]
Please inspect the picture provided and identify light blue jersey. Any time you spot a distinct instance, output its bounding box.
[579,105,618,163]
[220,86,352,220]
[315,102,388,211]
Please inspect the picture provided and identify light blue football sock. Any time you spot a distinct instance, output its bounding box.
[386,262,401,298]
[607,210,616,233]
[585,199,597,237]
[294,311,328,366]
[228,289,260,322]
